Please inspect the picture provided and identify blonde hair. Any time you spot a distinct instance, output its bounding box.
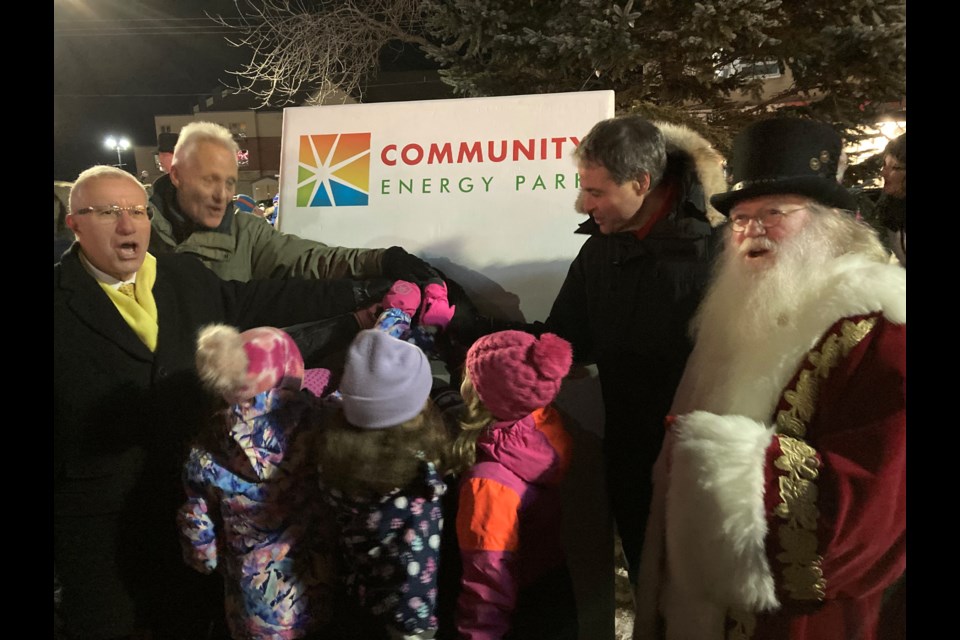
[450,370,495,473]
[318,399,450,496]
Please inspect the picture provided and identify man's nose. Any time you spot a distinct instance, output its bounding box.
[741,218,766,237]
[115,211,137,233]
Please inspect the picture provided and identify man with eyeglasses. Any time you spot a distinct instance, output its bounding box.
[54,165,390,639]
[635,118,906,640]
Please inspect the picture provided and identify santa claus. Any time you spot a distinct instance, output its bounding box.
[634,118,906,640]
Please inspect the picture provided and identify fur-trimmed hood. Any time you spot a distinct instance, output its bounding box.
[655,121,727,228]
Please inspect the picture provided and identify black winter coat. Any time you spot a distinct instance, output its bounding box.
[544,207,719,576]
[53,246,361,639]
[547,212,717,446]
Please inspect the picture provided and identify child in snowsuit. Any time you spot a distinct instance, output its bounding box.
[453,330,578,640]
[318,329,451,640]
[177,324,335,640]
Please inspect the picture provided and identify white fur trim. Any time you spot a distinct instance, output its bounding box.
[195,323,249,400]
[672,253,905,420]
[811,253,906,325]
[656,121,727,227]
[660,411,778,638]
[634,433,673,639]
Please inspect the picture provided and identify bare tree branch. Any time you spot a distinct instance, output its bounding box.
[209,0,430,107]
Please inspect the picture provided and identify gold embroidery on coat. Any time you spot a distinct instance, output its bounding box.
[772,317,877,602]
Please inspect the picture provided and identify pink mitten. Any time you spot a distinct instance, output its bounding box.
[419,280,456,330]
[382,280,421,316]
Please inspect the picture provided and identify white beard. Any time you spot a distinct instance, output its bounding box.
[672,215,844,420]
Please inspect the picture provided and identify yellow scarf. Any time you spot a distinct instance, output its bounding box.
[98,253,159,352]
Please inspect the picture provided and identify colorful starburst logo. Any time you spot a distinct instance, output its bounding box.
[297,133,371,207]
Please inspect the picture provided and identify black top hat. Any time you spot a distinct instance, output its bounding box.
[710,118,857,215]
[157,132,179,154]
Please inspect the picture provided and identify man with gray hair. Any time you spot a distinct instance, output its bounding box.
[149,120,437,284]
[541,114,725,586]
[54,165,387,639]
[635,118,906,639]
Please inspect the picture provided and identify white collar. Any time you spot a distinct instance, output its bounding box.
[77,250,136,289]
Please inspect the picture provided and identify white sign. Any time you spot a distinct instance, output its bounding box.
[278,91,614,321]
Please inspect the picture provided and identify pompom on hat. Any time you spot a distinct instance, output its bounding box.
[710,117,858,215]
[340,329,433,429]
[196,324,304,404]
[465,330,573,421]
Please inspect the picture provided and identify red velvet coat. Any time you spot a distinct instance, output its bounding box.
[635,254,906,640]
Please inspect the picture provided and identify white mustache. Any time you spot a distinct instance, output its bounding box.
[738,237,777,256]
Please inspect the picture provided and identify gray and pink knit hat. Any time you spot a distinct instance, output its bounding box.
[465,330,572,421]
[195,324,304,404]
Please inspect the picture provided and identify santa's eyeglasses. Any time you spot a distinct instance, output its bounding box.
[728,207,806,233]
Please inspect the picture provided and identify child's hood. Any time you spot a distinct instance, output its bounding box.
[226,388,312,482]
[474,407,571,487]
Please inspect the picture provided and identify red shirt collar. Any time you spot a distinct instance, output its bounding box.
[632,178,678,240]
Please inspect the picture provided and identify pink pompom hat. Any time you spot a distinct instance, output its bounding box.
[465,330,572,421]
[195,324,304,404]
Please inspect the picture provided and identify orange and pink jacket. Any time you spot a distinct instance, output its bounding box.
[455,405,573,640]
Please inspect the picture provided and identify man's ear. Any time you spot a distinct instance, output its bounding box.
[169,163,181,188]
[632,173,651,196]
[65,214,80,237]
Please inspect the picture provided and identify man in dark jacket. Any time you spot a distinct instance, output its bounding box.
[544,116,725,584]
[54,165,387,639]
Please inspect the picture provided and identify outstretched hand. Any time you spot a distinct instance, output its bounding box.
[381,246,440,284]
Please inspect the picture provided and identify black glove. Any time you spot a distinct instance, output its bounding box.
[351,277,393,308]
[283,314,362,368]
[442,274,529,344]
[381,246,440,284]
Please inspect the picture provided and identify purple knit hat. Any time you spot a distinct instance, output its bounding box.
[340,329,433,429]
[195,324,304,404]
[465,330,573,421]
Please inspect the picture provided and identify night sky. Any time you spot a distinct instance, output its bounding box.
[54,0,251,180]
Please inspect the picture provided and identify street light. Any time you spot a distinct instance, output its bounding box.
[104,135,131,168]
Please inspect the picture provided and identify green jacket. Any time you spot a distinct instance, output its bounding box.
[149,175,385,282]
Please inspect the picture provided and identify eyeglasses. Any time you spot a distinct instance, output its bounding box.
[728,207,806,233]
[73,205,153,223]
